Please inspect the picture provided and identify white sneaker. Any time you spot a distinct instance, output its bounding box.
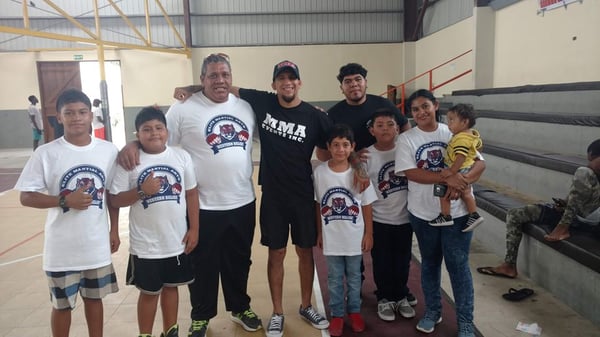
[396,297,416,319]
[377,299,396,321]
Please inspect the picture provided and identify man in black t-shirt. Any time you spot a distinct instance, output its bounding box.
[327,63,410,151]
[237,61,332,337]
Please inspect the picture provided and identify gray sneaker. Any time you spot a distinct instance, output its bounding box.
[231,308,262,332]
[266,314,284,337]
[298,305,329,329]
[396,297,416,318]
[377,299,396,321]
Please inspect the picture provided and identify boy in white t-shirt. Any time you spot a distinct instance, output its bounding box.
[365,108,416,322]
[110,106,199,337]
[15,89,120,337]
[313,124,378,337]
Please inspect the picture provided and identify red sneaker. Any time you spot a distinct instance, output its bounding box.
[329,317,344,336]
[348,313,365,332]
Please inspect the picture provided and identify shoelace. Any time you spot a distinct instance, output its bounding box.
[241,309,257,318]
[268,315,283,331]
[190,320,208,331]
[303,307,324,322]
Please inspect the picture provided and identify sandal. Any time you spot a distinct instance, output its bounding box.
[502,288,534,302]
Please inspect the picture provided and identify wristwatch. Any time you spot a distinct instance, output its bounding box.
[58,195,68,210]
[137,186,148,199]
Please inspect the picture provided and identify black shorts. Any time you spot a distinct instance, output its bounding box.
[126,253,194,294]
[260,189,317,249]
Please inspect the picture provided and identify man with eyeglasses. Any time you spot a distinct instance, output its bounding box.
[119,53,261,337]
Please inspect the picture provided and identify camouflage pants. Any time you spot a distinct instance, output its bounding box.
[504,204,560,265]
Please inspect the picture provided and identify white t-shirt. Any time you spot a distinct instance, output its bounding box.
[92,106,103,130]
[110,146,197,258]
[395,123,471,220]
[28,104,43,130]
[313,162,378,256]
[14,137,118,271]
[166,92,255,210]
[366,145,410,225]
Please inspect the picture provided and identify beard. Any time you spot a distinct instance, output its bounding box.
[281,93,296,103]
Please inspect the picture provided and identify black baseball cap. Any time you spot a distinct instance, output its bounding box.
[272,60,300,81]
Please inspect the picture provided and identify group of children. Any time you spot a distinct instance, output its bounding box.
[313,104,483,336]
[14,88,484,337]
[15,90,198,337]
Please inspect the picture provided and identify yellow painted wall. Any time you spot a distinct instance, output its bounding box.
[494,0,600,86]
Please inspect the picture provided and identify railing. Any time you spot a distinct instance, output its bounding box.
[382,49,473,114]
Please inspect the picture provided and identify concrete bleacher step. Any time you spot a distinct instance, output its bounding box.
[479,141,585,200]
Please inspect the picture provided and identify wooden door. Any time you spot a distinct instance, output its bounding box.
[37,62,81,141]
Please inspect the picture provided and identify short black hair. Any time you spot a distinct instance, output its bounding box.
[327,124,355,145]
[367,108,398,128]
[28,95,37,104]
[93,99,101,106]
[448,103,477,128]
[135,106,166,132]
[336,63,367,83]
[56,89,91,113]
[588,138,600,158]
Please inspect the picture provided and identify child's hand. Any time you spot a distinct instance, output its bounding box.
[317,234,323,250]
[141,171,161,196]
[183,228,199,254]
[66,185,93,210]
[109,231,120,253]
[362,234,373,252]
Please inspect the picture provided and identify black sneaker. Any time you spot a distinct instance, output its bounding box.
[266,314,284,337]
[299,305,329,329]
[462,212,484,232]
[160,324,179,337]
[430,213,454,226]
[231,308,262,332]
[406,292,418,306]
[188,320,208,337]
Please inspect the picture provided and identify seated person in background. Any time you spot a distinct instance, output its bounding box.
[429,103,484,232]
[478,138,600,278]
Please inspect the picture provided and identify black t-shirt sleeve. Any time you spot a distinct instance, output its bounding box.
[315,109,333,149]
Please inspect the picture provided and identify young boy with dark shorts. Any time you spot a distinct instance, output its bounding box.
[15,89,120,337]
[110,106,199,337]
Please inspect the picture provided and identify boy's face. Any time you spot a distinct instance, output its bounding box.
[446,111,469,135]
[327,136,355,161]
[57,102,92,136]
[369,116,399,143]
[136,119,168,153]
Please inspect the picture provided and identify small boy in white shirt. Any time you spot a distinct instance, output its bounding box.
[313,124,378,337]
[110,106,199,337]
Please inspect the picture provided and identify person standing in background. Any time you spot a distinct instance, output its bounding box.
[27,95,44,150]
[92,99,106,140]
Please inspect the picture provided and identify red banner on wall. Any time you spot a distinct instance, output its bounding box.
[539,0,581,13]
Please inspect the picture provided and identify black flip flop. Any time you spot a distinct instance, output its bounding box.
[502,288,534,301]
[476,266,516,279]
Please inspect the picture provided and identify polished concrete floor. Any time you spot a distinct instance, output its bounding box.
[0,147,598,337]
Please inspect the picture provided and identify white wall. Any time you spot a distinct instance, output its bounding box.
[494,0,600,86]
[414,17,475,96]
[187,44,406,103]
